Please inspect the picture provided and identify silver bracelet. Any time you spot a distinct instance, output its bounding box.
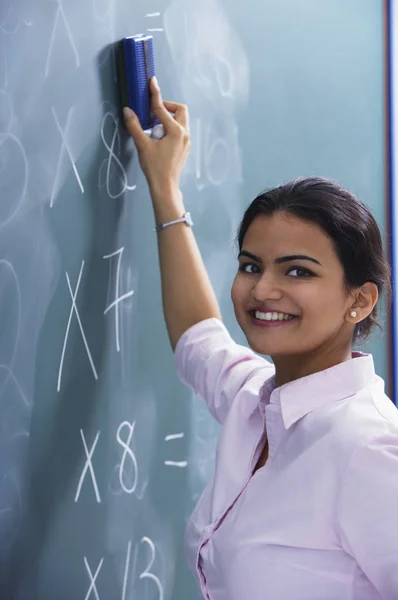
[154,211,193,232]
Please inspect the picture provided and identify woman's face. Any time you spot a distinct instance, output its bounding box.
[231,212,356,358]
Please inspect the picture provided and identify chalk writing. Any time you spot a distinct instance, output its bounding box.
[116,421,138,494]
[75,430,101,503]
[164,460,188,468]
[92,0,114,22]
[0,133,28,226]
[139,537,164,600]
[184,117,243,190]
[164,432,188,468]
[103,247,134,352]
[121,540,132,600]
[84,556,103,600]
[57,261,98,392]
[100,112,136,199]
[45,0,79,77]
[80,537,164,599]
[145,10,163,31]
[0,3,22,34]
[0,89,13,132]
[0,260,21,400]
[51,106,84,208]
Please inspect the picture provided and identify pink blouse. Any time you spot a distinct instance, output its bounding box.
[175,318,398,600]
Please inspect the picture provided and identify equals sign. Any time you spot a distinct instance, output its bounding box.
[145,12,164,32]
[164,433,188,468]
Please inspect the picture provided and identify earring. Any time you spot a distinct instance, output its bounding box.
[350,310,357,318]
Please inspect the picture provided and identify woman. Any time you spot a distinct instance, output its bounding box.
[123,78,398,600]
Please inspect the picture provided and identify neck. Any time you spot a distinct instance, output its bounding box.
[272,342,353,388]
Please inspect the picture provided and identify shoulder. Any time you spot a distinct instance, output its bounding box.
[327,376,398,459]
[366,378,398,427]
[174,317,275,423]
[342,377,398,434]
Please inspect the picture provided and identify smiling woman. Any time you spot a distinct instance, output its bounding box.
[236,178,391,340]
[124,81,398,600]
[231,178,392,385]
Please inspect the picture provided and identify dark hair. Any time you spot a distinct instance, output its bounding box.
[236,177,392,343]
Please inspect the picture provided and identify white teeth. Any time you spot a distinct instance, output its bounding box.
[254,311,294,322]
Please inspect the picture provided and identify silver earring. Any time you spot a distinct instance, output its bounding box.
[350,310,357,318]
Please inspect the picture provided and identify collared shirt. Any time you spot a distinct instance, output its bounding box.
[174,318,398,600]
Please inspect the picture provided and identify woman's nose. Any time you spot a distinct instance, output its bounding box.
[252,274,283,302]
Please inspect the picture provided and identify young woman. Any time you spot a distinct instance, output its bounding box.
[123,78,398,600]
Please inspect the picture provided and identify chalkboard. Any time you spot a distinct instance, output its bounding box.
[0,0,387,599]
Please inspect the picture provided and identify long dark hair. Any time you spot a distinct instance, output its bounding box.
[236,177,392,342]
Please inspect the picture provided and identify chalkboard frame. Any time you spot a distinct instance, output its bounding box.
[388,0,398,405]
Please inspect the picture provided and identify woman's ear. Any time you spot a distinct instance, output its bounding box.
[348,282,378,322]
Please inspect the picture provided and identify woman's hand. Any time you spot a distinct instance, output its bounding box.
[123,77,190,197]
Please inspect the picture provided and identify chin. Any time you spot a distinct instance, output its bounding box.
[247,340,291,357]
[243,332,282,356]
[242,324,302,357]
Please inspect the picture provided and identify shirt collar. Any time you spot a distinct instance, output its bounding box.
[259,352,378,430]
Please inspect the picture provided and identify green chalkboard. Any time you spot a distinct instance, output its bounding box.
[0,0,386,598]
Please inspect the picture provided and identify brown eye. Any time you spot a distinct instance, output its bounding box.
[287,267,313,278]
[239,262,261,274]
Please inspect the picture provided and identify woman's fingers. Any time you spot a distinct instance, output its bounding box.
[122,81,190,192]
[162,101,189,132]
[123,107,148,152]
[124,79,189,141]
[150,78,177,132]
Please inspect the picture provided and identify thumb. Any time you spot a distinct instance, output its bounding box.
[123,107,148,151]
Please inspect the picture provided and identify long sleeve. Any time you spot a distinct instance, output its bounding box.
[336,427,398,598]
[174,318,274,424]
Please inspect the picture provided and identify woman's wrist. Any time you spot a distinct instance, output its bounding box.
[150,187,186,225]
[150,181,181,200]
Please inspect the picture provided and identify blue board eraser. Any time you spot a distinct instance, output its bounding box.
[117,34,158,131]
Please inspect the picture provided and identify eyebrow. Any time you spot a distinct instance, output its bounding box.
[238,250,322,267]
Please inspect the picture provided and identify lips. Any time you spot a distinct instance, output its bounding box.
[248,308,298,318]
[249,311,299,327]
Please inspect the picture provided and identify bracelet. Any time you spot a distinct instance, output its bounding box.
[154,211,193,232]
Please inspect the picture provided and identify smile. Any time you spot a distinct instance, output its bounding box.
[249,310,299,327]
